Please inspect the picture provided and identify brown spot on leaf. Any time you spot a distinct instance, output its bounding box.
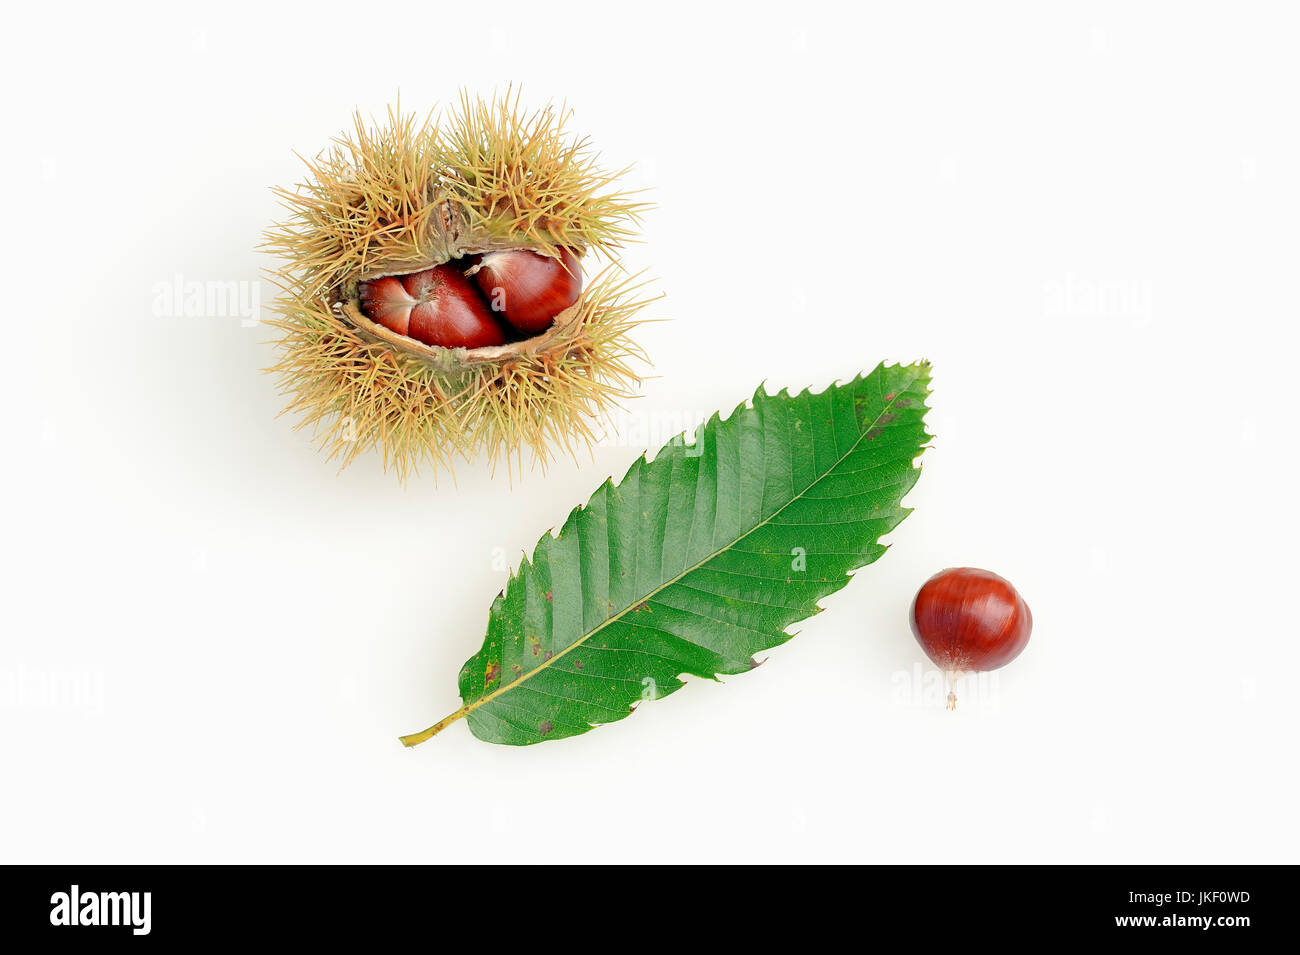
[484,663,500,687]
[575,660,584,669]
[539,720,553,736]
[864,413,897,441]
[544,590,553,602]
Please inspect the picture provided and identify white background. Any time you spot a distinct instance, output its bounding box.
[2,1,1296,864]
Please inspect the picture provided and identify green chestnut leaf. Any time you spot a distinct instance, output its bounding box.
[402,362,933,747]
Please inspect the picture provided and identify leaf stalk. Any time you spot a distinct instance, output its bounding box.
[399,707,468,747]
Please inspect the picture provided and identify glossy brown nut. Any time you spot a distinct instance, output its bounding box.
[909,567,1032,673]
[359,264,505,348]
[473,248,582,333]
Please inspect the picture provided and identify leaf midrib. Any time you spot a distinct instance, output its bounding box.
[462,374,922,725]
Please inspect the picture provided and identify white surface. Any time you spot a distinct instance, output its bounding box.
[2,1,1296,864]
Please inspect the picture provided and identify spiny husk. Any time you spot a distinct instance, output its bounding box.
[263,92,655,481]
[267,267,651,482]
